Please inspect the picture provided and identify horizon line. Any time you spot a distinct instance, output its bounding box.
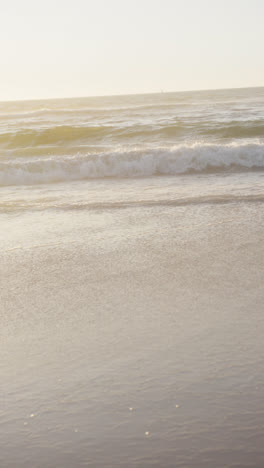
[1,85,263,104]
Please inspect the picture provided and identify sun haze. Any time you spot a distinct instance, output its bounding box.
[1,0,264,101]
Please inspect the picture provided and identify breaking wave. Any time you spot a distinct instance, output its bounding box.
[1,142,264,186]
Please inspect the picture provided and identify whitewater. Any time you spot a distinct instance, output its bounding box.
[1,87,264,188]
[1,88,264,468]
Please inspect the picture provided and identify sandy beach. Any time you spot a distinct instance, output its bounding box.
[1,170,264,467]
[2,0,264,463]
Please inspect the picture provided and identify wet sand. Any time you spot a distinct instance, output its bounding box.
[1,175,264,467]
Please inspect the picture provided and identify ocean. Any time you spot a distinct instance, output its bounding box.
[1,88,264,467]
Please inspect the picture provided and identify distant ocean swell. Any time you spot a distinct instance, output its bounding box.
[2,121,264,147]
[0,126,114,147]
[1,142,264,186]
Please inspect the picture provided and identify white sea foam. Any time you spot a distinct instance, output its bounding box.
[0,142,264,186]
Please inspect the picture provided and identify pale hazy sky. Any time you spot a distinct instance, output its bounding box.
[1,0,264,101]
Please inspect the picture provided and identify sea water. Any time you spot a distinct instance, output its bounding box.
[1,88,264,467]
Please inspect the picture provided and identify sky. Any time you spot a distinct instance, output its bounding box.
[1,0,264,101]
